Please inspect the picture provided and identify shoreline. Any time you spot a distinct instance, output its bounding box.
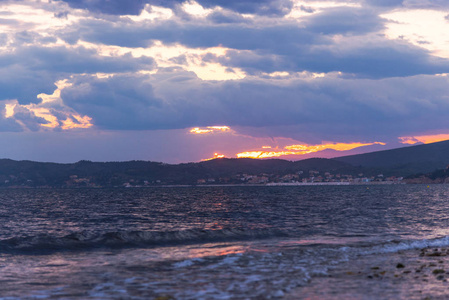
[287,247,449,299]
[0,182,427,189]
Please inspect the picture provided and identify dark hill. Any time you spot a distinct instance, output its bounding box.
[0,157,361,187]
[198,158,353,177]
[3,139,449,187]
[334,139,449,176]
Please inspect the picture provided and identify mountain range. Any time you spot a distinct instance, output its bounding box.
[1,140,449,187]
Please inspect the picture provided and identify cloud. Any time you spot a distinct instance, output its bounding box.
[57,0,293,16]
[364,0,404,7]
[190,126,231,134]
[206,10,251,24]
[58,0,149,15]
[3,0,449,163]
[54,11,69,19]
[59,69,449,144]
[67,8,449,79]
[303,7,384,35]
[61,74,168,130]
[0,102,23,132]
[194,0,293,16]
[403,0,449,9]
[0,45,155,104]
[219,37,449,78]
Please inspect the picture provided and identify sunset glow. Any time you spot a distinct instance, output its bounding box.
[4,104,15,118]
[31,108,60,129]
[399,134,449,145]
[61,115,93,130]
[237,142,385,159]
[285,142,386,153]
[237,151,298,159]
[1,0,449,163]
[203,153,226,161]
[190,126,231,134]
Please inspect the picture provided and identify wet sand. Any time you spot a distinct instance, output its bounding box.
[287,247,449,300]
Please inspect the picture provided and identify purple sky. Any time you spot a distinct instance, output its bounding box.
[1,0,449,163]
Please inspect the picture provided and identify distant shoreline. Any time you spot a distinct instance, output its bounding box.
[0,181,413,189]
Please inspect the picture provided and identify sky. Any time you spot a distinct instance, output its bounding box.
[1,0,449,163]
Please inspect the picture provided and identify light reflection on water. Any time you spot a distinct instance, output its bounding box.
[0,185,449,298]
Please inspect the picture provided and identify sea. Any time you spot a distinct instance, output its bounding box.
[1,185,449,299]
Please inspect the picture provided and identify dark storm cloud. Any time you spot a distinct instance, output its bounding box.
[60,71,449,142]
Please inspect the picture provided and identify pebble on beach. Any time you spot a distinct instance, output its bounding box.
[289,247,449,299]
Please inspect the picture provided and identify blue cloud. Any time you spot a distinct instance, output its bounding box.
[59,70,449,144]
[303,7,384,35]
[66,6,449,79]
[364,0,404,7]
[206,11,252,24]
[0,45,155,104]
[0,115,23,132]
[59,0,148,15]
[58,0,293,16]
[195,0,293,16]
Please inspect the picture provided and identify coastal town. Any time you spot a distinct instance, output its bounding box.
[3,154,448,188]
[194,170,404,186]
[1,169,405,188]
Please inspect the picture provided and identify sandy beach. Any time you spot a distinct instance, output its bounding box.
[287,247,449,299]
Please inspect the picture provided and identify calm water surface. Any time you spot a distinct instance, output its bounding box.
[1,185,449,299]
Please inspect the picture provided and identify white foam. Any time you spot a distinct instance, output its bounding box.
[173,257,204,268]
[362,236,449,255]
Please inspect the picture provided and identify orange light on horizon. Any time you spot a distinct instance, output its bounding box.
[236,141,386,159]
[190,126,231,134]
[399,134,449,145]
[237,151,298,159]
[285,142,386,153]
[203,152,226,161]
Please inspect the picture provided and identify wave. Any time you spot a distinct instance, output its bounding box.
[360,236,449,255]
[0,228,290,254]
